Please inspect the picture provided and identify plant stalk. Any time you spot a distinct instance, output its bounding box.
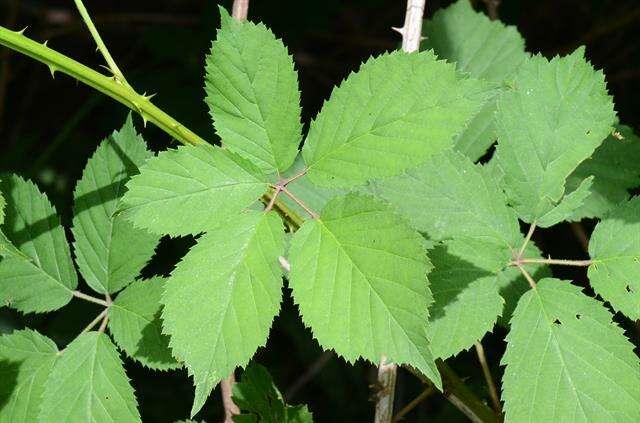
[374,356,398,423]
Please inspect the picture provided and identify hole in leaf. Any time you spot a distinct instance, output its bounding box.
[575,314,581,320]
[625,284,632,293]
[553,318,562,325]
[586,129,591,135]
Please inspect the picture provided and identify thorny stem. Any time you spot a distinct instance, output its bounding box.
[232,0,250,21]
[392,386,435,422]
[517,222,536,259]
[98,312,109,333]
[0,26,304,231]
[515,257,592,267]
[377,2,428,420]
[483,0,500,20]
[374,356,398,423]
[73,290,110,307]
[221,373,240,423]
[72,0,129,86]
[474,342,502,415]
[393,0,426,53]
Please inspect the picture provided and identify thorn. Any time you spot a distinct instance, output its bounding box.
[141,114,148,128]
[141,92,156,101]
[16,26,28,35]
[420,36,427,42]
[48,65,58,78]
[391,26,405,35]
[43,40,49,47]
[612,130,624,141]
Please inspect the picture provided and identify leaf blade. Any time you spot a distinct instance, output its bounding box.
[121,144,268,236]
[39,332,141,423]
[161,211,285,416]
[502,279,640,422]
[0,175,76,313]
[302,50,492,188]
[205,8,302,173]
[288,193,441,386]
[72,116,159,295]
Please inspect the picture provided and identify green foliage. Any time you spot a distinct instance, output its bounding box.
[205,8,302,174]
[108,277,179,370]
[588,196,640,319]
[494,48,617,225]
[288,193,440,387]
[232,363,313,423]
[0,175,77,313]
[2,2,640,422]
[424,0,528,160]
[373,149,520,246]
[566,125,640,220]
[162,211,285,417]
[121,144,268,236]
[72,115,159,295]
[40,332,141,422]
[301,50,492,188]
[0,329,58,421]
[502,279,640,422]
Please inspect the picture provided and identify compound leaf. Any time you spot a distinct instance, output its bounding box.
[494,48,616,223]
[502,279,640,422]
[288,193,441,387]
[424,0,528,161]
[588,196,640,319]
[0,329,59,422]
[373,150,520,247]
[108,277,179,371]
[72,116,159,295]
[121,144,268,237]
[161,211,285,417]
[39,331,141,422]
[205,8,302,174]
[232,363,313,423]
[566,125,640,220]
[0,175,77,313]
[302,50,492,188]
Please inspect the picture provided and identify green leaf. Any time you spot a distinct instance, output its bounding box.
[0,175,77,313]
[72,116,159,295]
[232,363,313,423]
[427,242,503,359]
[121,144,268,236]
[373,150,520,247]
[288,193,441,387]
[161,211,285,417]
[301,50,492,188]
[535,176,593,227]
[423,0,528,161]
[588,196,640,319]
[502,279,640,422]
[108,277,179,370]
[0,329,59,421]
[39,331,141,422]
[494,48,616,223]
[566,125,640,220]
[205,8,302,174]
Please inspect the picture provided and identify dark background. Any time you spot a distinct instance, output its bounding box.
[0,0,638,421]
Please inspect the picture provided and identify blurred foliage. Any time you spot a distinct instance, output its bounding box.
[0,0,638,421]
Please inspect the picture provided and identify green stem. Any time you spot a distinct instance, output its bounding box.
[0,26,304,228]
[0,26,204,145]
[518,257,592,267]
[72,0,128,86]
